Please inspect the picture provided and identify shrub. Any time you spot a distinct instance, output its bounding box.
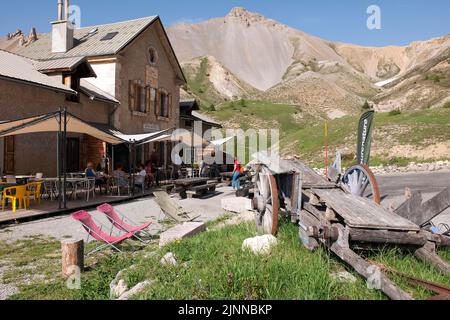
[444,102,450,109]
[389,109,402,116]
[361,100,372,110]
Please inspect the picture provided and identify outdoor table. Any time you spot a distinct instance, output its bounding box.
[220,172,234,186]
[44,177,88,200]
[170,177,211,198]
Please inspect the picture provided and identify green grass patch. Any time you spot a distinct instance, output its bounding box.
[3,220,450,300]
[211,102,450,166]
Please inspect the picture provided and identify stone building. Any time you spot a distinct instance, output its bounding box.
[0,2,185,176]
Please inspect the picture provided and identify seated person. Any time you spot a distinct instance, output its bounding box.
[85,162,107,186]
[134,164,147,189]
[144,160,155,187]
[113,164,129,187]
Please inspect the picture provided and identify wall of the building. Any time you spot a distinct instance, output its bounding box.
[85,61,117,97]
[0,78,112,176]
[114,22,181,135]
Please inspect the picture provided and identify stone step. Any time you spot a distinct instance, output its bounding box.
[159,222,206,247]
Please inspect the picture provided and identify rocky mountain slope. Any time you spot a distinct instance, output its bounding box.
[168,7,450,116]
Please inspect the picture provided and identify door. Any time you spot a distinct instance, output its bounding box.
[3,136,15,174]
[66,138,80,173]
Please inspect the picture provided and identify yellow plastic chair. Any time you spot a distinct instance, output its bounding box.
[26,182,43,206]
[2,186,28,212]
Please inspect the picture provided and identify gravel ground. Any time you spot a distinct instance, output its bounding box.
[0,187,235,243]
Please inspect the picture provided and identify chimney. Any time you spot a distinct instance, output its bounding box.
[51,0,74,53]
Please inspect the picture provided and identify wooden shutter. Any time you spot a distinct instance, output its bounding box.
[145,86,151,113]
[4,136,15,174]
[128,80,136,111]
[168,94,173,118]
[155,89,161,117]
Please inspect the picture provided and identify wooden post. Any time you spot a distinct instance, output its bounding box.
[62,239,84,278]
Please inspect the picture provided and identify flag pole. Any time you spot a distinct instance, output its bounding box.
[325,121,329,177]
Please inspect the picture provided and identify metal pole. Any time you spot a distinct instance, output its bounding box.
[63,108,68,209]
[191,127,194,177]
[111,145,115,172]
[58,108,62,210]
[128,143,133,196]
[325,121,329,178]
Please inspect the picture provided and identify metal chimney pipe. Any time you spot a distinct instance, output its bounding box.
[58,0,63,21]
[65,0,69,20]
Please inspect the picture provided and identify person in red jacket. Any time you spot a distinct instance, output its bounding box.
[232,158,241,190]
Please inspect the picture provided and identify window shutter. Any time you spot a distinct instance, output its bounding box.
[128,80,136,111]
[145,86,151,113]
[168,94,173,118]
[155,89,161,117]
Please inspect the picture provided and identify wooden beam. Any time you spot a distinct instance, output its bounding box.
[329,225,414,300]
[349,229,428,246]
[414,241,450,275]
[395,187,450,226]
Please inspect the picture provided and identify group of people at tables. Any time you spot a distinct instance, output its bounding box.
[84,161,159,193]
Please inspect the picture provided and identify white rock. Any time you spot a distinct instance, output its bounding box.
[242,235,278,255]
[160,252,177,266]
[112,279,128,298]
[117,280,155,300]
[330,271,357,284]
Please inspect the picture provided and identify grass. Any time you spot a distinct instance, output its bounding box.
[3,218,449,300]
[184,57,227,109]
[208,101,450,167]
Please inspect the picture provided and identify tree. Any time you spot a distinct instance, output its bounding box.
[362,100,372,110]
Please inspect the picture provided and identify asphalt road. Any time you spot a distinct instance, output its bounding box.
[376,171,450,198]
[376,171,450,228]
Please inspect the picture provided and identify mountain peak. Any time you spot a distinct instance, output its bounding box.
[227,7,263,20]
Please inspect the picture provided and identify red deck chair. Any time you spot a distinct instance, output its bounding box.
[97,203,153,243]
[71,210,135,255]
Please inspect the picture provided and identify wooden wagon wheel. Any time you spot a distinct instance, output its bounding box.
[341,164,381,204]
[253,166,280,235]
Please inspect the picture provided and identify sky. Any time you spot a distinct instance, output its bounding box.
[1,0,449,46]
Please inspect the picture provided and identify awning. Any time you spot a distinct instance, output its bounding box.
[0,111,125,145]
[210,136,235,147]
[111,129,173,144]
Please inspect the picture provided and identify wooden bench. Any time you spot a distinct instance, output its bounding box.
[186,183,218,198]
[162,184,176,193]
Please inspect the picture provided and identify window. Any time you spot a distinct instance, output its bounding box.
[148,47,158,65]
[101,32,119,41]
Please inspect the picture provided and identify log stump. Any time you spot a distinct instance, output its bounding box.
[61,239,84,278]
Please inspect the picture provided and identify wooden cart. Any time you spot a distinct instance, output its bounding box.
[250,157,450,300]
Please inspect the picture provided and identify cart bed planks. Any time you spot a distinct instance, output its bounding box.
[311,188,420,231]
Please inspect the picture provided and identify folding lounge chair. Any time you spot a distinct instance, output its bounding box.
[97,203,153,243]
[71,210,135,255]
[153,191,200,222]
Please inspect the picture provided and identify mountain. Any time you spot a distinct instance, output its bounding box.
[168,7,450,116]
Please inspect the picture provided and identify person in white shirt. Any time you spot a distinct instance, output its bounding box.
[135,164,147,189]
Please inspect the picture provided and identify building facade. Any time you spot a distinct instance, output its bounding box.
[0,3,185,176]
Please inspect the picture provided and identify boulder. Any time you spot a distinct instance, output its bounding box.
[242,235,277,255]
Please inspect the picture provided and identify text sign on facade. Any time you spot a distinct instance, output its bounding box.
[144,123,160,133]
